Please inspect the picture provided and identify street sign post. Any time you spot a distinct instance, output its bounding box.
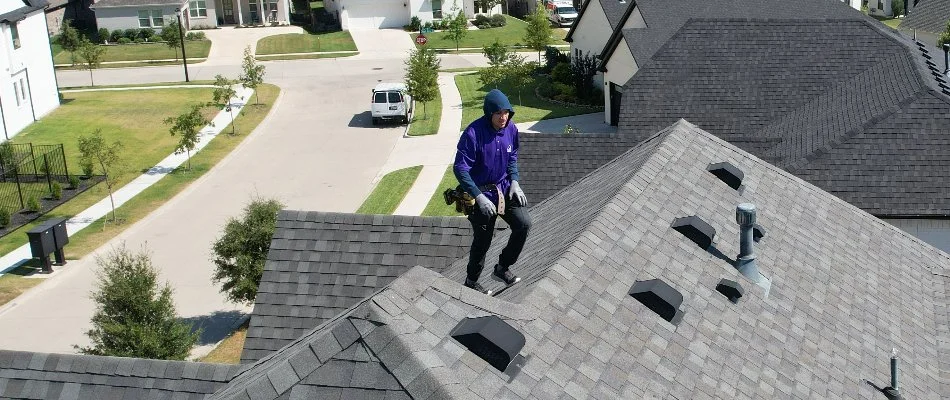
[415,34,428,45]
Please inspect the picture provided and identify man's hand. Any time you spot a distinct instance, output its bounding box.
[510,181,527,206]
[475,193,496,217]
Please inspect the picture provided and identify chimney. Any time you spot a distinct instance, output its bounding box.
[735,203,771,295]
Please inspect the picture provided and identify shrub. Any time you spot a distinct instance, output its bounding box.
[134,37,145,43]
[124,28,139,40]
[477,23,491,29]
[69,175,80,189]
[0,208,9,227]
[117,37,132,44]
[139,28,155,39]
[537,81,557,98]
[51,182,63,201]
[474,14,490,26]
[148,34,162,42]
[97,28,109,44]
[543,46,569,72]
[408,16,421,31]
[423,21,433,30]
[81,160,94,177]
[490,14,506,27]
[110,30,124,42]
[185,31,206,40]
[27,195,41,213]
[551,62,572,84]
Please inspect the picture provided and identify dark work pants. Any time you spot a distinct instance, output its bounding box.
[466,197,532,282]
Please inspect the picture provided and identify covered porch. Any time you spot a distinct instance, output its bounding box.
[213,0,289,25]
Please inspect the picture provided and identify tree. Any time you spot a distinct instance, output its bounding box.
[211,197,284,304]
[164,104,209,170]
[478,39,510,88]
[239,46,266,105]
[78,129,122,222]
[161,21,183,61]
[524,2,553,62]
[404,47,440,118]
[891,0,904,17]
[59,20,82,62]
[212,75,240,134]
[76,38,106,87]
[76,244,199,360]
[445,7,469,52]
[502,54,537,105]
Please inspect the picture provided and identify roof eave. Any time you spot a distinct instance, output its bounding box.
[564,0,593,43]
[596,0,638,72]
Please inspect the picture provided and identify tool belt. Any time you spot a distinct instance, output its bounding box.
[443,184,505,215]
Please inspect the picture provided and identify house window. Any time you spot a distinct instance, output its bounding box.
[10,23,20,49]
[152,10,164,26]
[249,0,259,22]
[268,0,278,21]
[139,9,164,27]
[13,82,21,107]
[138,10,152,27]
[432,0,442,18]
[189,0,207,17]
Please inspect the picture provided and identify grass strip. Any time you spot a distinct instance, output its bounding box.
[198,320,248,364]
[61,80,216,90]
[256,31,357,55]
[356,166,423,214]
[55,58,206,70]
[421,166,462,217]
[54,40,212,64]
[408,90,442,136]
[255,52,358,61]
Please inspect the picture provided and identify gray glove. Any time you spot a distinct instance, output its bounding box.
[475,193,496,216]
[510,180,527,206]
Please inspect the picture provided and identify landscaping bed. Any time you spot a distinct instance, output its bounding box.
[412,15,566,50]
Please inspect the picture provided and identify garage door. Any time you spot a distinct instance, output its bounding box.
[344,0,409,30]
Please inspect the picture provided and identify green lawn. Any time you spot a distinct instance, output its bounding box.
[880,17,902,29]
[421,166,461,217]
[408,89,442,136]
[456,73,600,130]
[255,52,358,61]
[356,166,422,214]
[53,40,212,64]
[413,15,567,50]
[256,31,357,55]
[61,80,215,90]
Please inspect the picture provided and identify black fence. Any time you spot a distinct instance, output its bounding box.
[0,143,71,214]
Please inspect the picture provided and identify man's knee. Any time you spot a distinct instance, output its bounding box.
[513,211,532,234]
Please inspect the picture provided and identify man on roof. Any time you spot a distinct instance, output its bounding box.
[453,89,532,295]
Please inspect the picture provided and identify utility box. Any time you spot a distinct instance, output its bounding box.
[26,217,69,273]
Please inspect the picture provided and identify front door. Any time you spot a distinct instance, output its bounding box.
[221,0,235,24]
[610,82,622,126]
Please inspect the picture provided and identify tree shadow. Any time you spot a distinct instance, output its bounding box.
[179,310,249,346]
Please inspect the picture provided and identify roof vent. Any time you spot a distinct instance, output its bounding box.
[707,162,744,190]
[450,316,525,372]
[671,216,716,249]
[735,204,771,295]
[752,223,766,243]
[715,279,744,303]
[629,279,684,324]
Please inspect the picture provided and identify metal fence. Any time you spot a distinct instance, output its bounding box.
[0,143,71,214]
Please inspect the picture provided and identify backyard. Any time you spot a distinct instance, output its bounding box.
[53,40,212,66]
[456,73,600,130]
[412,15,567,50]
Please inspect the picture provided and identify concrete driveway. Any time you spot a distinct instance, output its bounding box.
[348,28,416,60]
[202,25,304,66]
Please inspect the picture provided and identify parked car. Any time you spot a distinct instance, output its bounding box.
[371,83,413,125]
[547,1,578,27]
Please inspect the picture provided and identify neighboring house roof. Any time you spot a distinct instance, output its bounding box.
[0,0,48,22]
[90,0,185,8]
[566,0,634,43]
[209,120,950,398]
[240,212,472,363]
[0,350,241,399]
[901,0,950,34]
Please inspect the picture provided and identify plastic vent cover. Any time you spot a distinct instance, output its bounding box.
[671,216,716,249]
[629,279,684,323]
[707,162,744,190]
[450,316,525,372]
[716,279,744,303]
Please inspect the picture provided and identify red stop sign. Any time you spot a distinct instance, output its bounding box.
[415,34,428,45]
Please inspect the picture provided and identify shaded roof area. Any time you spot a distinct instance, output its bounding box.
[600,0,633,29]
[240,212,471,363]
[901,0,950,34]
[0,350,241,399]
[209,120,950,399]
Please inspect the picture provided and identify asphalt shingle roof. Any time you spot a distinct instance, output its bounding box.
[902,0,950,34]
[600,0,633,29]
[209,120,950,399]
[0,0,48,22]
[241,212,472,363]
[0,350,241,399]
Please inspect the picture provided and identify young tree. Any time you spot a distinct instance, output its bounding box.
[76,244,199,360]
[445,7,469,52]
[212,75,239,134]
[161,21,183,61]
[59,20,82,64]
[76,38,106,87]
[211,197,284,304]
[77,129,123,222]
[502,54,537,105]
[404,47,440,118]
[524,2,553,62]
[164,104,209,170]
[478,39,510,88]
[239,46,266,105]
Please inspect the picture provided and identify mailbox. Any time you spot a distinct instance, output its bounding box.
[25,217,69,273]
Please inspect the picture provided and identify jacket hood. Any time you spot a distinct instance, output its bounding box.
[482,89,515,119]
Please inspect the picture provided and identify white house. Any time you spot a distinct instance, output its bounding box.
[91,0,291,31]
[1,0,60,140]
[324,0,501,30]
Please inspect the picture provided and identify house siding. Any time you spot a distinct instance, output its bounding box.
[602,37,636,124]
[93,6,180,32]
[570,0,611,86]
[883,218,950,255]
[0,8,59,139]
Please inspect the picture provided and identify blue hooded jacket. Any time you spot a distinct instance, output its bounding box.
[453,89,521,204]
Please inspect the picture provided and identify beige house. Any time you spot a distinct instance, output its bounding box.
[91,0,290,31]
[324,0,501,30]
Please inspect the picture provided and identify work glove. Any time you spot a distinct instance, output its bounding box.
[510,180,527,207]
[475,193,497,217]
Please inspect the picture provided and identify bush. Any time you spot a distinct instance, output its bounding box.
[124,28,139,40]
[81,160,94,177]
[408,16,421,31]
[537,81,557,98]
[110,30,124,42]
[892,0,904,16]
[423,21,433,30]
[543,46,570,72]
[51,182,63,201]
[139,28,155,39]
[474,14,490,26]
[27,195,41,213]
[477,23,491,29]
[185,31,206,40]
[97,28,109,44]
[148,34,162,42]
[117,37,132,44]
[490,14,506,27]
[134,37,145,43]
[551,62,572,84]
[69,175,80,189]
[0,208,10,228]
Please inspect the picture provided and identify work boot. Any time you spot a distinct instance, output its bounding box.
[464,278,493,295]
[493,264,520,285]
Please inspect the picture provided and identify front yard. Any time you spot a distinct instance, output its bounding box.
[53,40,212,65]
[413,15,567,50]
[255,31,357,55]
[455,73,599,130]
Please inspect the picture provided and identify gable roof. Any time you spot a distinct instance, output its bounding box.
[0,350,240,399]
[0,0,48,22]
[566,0,635,43]
[240,212,471,363]
[901,0,950,35]
[210,119,950,399]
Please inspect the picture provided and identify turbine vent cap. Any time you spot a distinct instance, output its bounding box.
[736,203,756,226]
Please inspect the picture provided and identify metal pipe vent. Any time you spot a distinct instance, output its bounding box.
[735,203,771,296]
